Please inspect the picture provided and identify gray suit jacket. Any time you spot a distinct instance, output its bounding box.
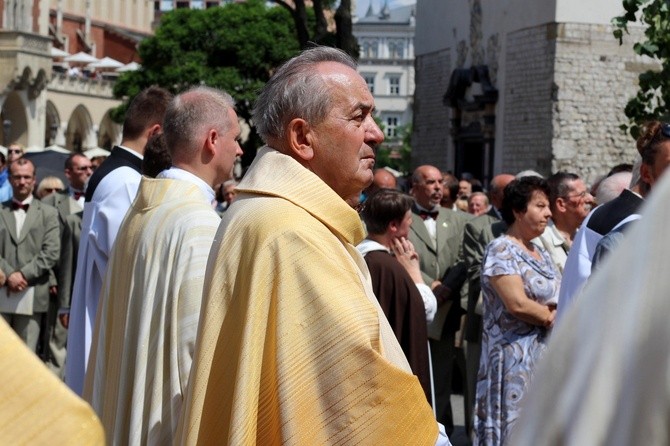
[41,191,83,308]
[462,214,507,342]
[57,212,82,309]
[0,200,60,312]
[409,207,470,340]
[41,190,82,216]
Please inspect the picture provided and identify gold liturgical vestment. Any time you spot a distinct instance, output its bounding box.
[84,177,221,445]
[177,147,438,445]
[0,318,103,444]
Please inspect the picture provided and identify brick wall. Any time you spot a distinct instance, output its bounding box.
[411,48,453,171]
[502,24,556,176]
[551,23,649,185]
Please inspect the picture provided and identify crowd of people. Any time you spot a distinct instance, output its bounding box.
[0,44,669,445]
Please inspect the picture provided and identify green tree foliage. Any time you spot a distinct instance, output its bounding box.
[112,0,300,161]
[375,124,413,175]
[613,0,670,138]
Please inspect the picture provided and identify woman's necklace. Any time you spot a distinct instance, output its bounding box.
[506,234,542,261]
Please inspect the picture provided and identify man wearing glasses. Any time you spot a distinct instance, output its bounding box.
[535,172,594,274]
[43,153,93,214]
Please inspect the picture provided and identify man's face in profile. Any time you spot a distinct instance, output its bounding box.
[306,62,385,204]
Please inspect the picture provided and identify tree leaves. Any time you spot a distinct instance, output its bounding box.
[112,1,300,132]
[612,0,670,138]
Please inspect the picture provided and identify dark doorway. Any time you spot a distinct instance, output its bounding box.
[456,140,485,181]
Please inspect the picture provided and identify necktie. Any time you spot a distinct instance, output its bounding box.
[419,210,439,220]
[73,191,84,200]
[12,202,28,211]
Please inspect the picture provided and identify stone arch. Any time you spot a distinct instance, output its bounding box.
[0,92,29,147]
[97,110,121,150]
[66,104,93,152]
[45,100,61,147]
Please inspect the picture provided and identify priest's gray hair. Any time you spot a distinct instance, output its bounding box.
[163,86,235,158]
[252,46,357,143]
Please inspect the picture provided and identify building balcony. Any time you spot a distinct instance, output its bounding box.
[48,69,116,98]
[0,31,52,97]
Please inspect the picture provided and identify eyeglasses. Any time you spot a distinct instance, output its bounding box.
[662,123,670,138]
[44,188,63,193]
[563,190,589,200]
[8,149,22,154]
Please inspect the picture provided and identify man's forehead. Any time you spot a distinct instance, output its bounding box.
[74,157,91,165]
[11,165,34,176]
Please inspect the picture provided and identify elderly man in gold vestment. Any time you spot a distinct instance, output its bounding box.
[177,47,450,445]
[84,86,242,445]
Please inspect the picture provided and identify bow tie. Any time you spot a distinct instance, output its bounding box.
[419,210,439,220]
[72,191,84,200]
[12,202,29,211]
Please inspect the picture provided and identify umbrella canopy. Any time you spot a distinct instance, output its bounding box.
[64,51,99,64]
[83,147,111,159]
[23,149,71,185]
[87,57,124,69]
[116,61,141,72]
[50,47,70,58]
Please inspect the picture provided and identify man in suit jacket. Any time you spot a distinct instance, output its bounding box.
[40,153,92,377]
[42,153,92,216]
[408,164,470,435]
[461,173,514,436]
[0,159,60,352]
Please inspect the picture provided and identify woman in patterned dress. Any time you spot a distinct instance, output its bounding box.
[474,176,560,445]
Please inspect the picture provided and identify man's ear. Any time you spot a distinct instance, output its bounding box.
[554,197,568,213]
[640,162,654,186]
[286,118,314,161]
[202,128,217,158]
[146,124,162,139]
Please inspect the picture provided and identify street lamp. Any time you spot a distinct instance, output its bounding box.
[2,119,11,147]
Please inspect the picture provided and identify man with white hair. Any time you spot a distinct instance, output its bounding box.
[595,171,633,204]
[178,47,449,445]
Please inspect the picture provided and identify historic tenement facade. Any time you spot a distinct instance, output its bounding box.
[354,1,415,149]
[413,0,652,185]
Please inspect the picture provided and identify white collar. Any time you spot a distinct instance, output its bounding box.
[356,238,389,257]
[117,145,144,160]
[157,167,215,203]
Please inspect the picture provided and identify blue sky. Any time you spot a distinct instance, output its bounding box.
[354,0,415,18]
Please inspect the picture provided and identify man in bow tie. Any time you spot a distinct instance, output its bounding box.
[42,153,92,214]
[40,152,93,377]
[409,164,471,436]
[0,158,60,353]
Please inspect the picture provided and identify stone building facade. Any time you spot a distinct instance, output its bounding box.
[413,0,652,185]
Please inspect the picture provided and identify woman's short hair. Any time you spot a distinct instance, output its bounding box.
[361,188,413,235]
[36,176,65,199]
[637,121,670,166]
[501,176,550,226]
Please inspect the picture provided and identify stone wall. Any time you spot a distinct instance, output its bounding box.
[411,48,453,171]
[551,23,650,185]
[502,24,556,176]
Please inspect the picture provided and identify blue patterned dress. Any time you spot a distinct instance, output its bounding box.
[474,236,560,445]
